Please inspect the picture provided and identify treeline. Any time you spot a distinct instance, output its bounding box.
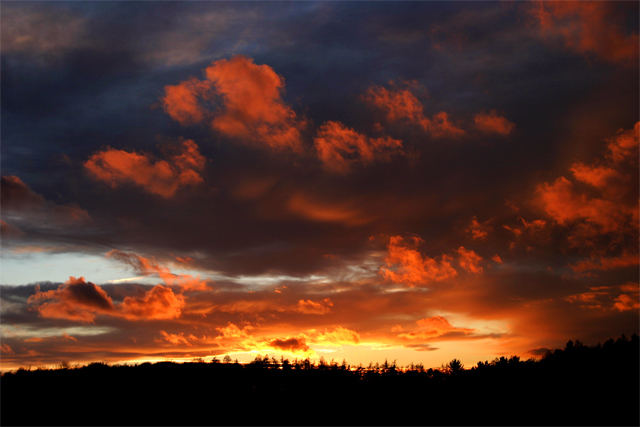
[2,334,638,426]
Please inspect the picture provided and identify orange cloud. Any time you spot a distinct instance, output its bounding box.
[27,277,115,323]
[364,84,465,138]
[310,327,361,346]
[457,246,483,274]
[296,298,334,315]
[381,236,458,287]
[206,56,305,151]
[28,276,185,322]
[565,283,639,312]
[569,163,620,190]
[535,123,638,248]
[467,217,490,240]
[120,285,185,320]
[314,121,403,173]
[158,330,193,346]
[397,316,474,341]
[537,176,632,233]
[162,78,209,125]
[531,1,639,65]
[216,323,253,340]
[612,293,640,312]
[473,111,515,135]
[606,122,639,163]
[84,140,205,198]
[106,249,207,291]
[163,55,305,151]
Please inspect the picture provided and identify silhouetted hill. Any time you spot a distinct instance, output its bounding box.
[2,334,638,426]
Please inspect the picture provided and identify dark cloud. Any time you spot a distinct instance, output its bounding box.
[269,337,309,352]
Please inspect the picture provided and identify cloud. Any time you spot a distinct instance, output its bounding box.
[310,327,360,346]
[287,193,374,226]
[1,220,24,239]
[570,253,639,273]
[565,283,639,313]
[467,217,490,240]
[1,175,45,209]
[27,276,185,322]
[163,55,305,151]
[569,163,621,191]
[162,81,210,124]
[1,176,90,234]
[216,323,253,340]
[296,298,334,315]
[84,139,205,198]
[473,111,515,135]
[1,344,15,355]
[606,122,639,163]
[530,1,638,65]
[381,236,458,287]
[120,285,185,320]
[1,4,86,57]
[535,123,638,238]
[397,316,474,341]
[106,249,208,291]
[457,247,483,274]
[314,121,403,174]
[364,83,465,138]
[27,277,115,323]
[268,337,310,352]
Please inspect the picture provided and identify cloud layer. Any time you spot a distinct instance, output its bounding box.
[1,1,637,370]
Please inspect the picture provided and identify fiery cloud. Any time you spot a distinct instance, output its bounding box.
[536,123,638,238]
[84,140,205,198]
[27,277,114,323]
[120,285,185,320]
[565,283,639,312]
[467,217,490,240]
[364,84,465,138]
[296,298,334,315]
[531,1,638,65]
[163,55,305,151]
[314,121,403,173]
[397,316,474,341]
[381,236,458,287]
[162,79,209,125]
[28,277,185,323]
[457,247,483,274]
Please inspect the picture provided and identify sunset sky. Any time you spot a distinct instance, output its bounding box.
[1,1,638,371]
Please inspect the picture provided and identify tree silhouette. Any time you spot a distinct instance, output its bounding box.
[446,358,463,373]
[1,334,638,426]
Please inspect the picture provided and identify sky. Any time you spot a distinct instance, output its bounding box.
[1,1,638,371]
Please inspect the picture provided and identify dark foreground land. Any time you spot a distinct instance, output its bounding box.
[1,334,638,426]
